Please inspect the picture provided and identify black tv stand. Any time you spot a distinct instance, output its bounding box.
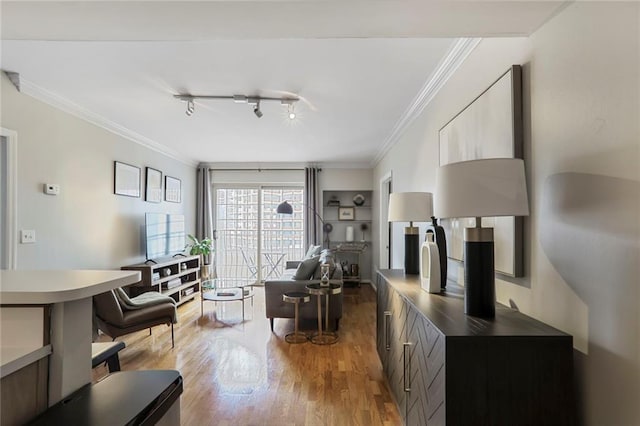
[144,259,158,265]
[172,253,187,258]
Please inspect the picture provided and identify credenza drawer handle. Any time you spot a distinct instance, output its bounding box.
[403,342,412,392]
[384,311,392,351]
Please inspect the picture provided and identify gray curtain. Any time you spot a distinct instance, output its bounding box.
[304,167,321,247]
[196,166,213,266]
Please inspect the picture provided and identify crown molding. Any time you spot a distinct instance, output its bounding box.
[371,37,481,167]
[318,161,372,170]
[19,79,198,167]
[201,161,372,170]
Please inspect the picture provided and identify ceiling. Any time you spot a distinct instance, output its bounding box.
[1,1,568,166]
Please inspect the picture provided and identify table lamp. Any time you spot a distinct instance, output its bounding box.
[435,158,529,318]
[388,192,433,275]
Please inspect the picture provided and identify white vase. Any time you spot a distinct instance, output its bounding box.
[420,233,441,293]
[346,226,354,242]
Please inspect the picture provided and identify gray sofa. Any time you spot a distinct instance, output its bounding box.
[265,258,343,332]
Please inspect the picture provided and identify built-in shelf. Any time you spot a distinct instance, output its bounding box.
[322,190,373,286]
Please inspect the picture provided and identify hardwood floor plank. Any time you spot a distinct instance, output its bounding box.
[94,284,401,425]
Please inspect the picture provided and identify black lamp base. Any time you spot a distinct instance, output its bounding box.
[463,228,495,318]
[430,217,448,289]
[404,230,420,275]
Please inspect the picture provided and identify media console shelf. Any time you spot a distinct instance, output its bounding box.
[122,255,201,306]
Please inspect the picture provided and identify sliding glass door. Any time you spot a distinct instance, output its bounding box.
[214,186,304,284]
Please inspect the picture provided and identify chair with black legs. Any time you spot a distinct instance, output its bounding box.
[93,288,178,348]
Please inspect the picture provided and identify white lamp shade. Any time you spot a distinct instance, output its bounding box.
[435,158,529,218]
[388,192,434,223]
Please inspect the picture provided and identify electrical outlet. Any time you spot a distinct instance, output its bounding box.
[20,230,36,244]
[44,183,60,195]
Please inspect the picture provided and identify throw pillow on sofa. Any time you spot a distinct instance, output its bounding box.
[303,244,322,259]
[294,255,320,279]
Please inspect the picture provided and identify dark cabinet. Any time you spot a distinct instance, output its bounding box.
[406,306,445,426]
[386,287,409,412]
[377,273,441,423]
[376,275,389,366]
[376,270,575,426]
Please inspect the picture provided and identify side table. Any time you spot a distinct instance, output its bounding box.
[306,282,342,345]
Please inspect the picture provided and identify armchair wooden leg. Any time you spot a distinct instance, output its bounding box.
[149,328,152,336]
[270,318,274,332]
[171,323,174,348]
[335,318,340,331]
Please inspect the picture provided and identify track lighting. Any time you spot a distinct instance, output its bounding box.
[185,99,195,116]
[253,101,263,118]
[174,93,299,119]
[281,98,296,120]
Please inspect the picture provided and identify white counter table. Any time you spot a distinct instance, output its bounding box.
[0,270,141,405]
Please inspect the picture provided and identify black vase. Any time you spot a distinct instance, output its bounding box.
[430,217,448,289]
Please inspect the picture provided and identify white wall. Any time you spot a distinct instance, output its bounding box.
[373,3,639,425]
[0,137,7,268]
[204,163,372,191]
[0,72,197,270]
[319,167,372,191]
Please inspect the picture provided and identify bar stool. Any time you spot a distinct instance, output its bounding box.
[91,341,126,373]
[283,292,311,343]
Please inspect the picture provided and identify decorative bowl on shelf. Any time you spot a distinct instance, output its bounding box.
[327,197,340,207]
[352,194,366,206]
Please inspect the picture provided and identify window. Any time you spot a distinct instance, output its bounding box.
[215,187,304,283]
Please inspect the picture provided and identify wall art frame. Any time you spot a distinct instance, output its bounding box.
[165,175,181,203]
[114,161,141,197]
[438,65,524,277]
[338,207,355,221]
[145,167,163,203]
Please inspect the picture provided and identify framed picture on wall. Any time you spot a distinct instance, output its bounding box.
[338,207,355,221]
[438,65,524,277]
[114,161,141,197]
[145,167,163,203]
[165,176,181,203]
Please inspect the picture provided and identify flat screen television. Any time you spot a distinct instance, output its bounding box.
[145,213,186,261]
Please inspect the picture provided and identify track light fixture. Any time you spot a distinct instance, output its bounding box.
[174,93,299,119]
[185,99,195,116]
[281,98,296,120]
[253,101,263,118]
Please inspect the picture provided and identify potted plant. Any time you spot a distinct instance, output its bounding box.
[360,223,369,242]
[185,235,214,279]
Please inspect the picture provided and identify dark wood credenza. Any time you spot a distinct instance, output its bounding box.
[376,269,575,426]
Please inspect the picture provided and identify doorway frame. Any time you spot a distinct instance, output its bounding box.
[378,171,392,270]
[1,127,18,269]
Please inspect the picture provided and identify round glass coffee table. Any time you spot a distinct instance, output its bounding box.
[201,279,254,321]
[306,282,342,345]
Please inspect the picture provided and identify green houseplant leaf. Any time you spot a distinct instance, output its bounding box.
[185,235,213,257]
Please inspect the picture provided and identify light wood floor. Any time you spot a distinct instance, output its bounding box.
[94,284,402,426]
